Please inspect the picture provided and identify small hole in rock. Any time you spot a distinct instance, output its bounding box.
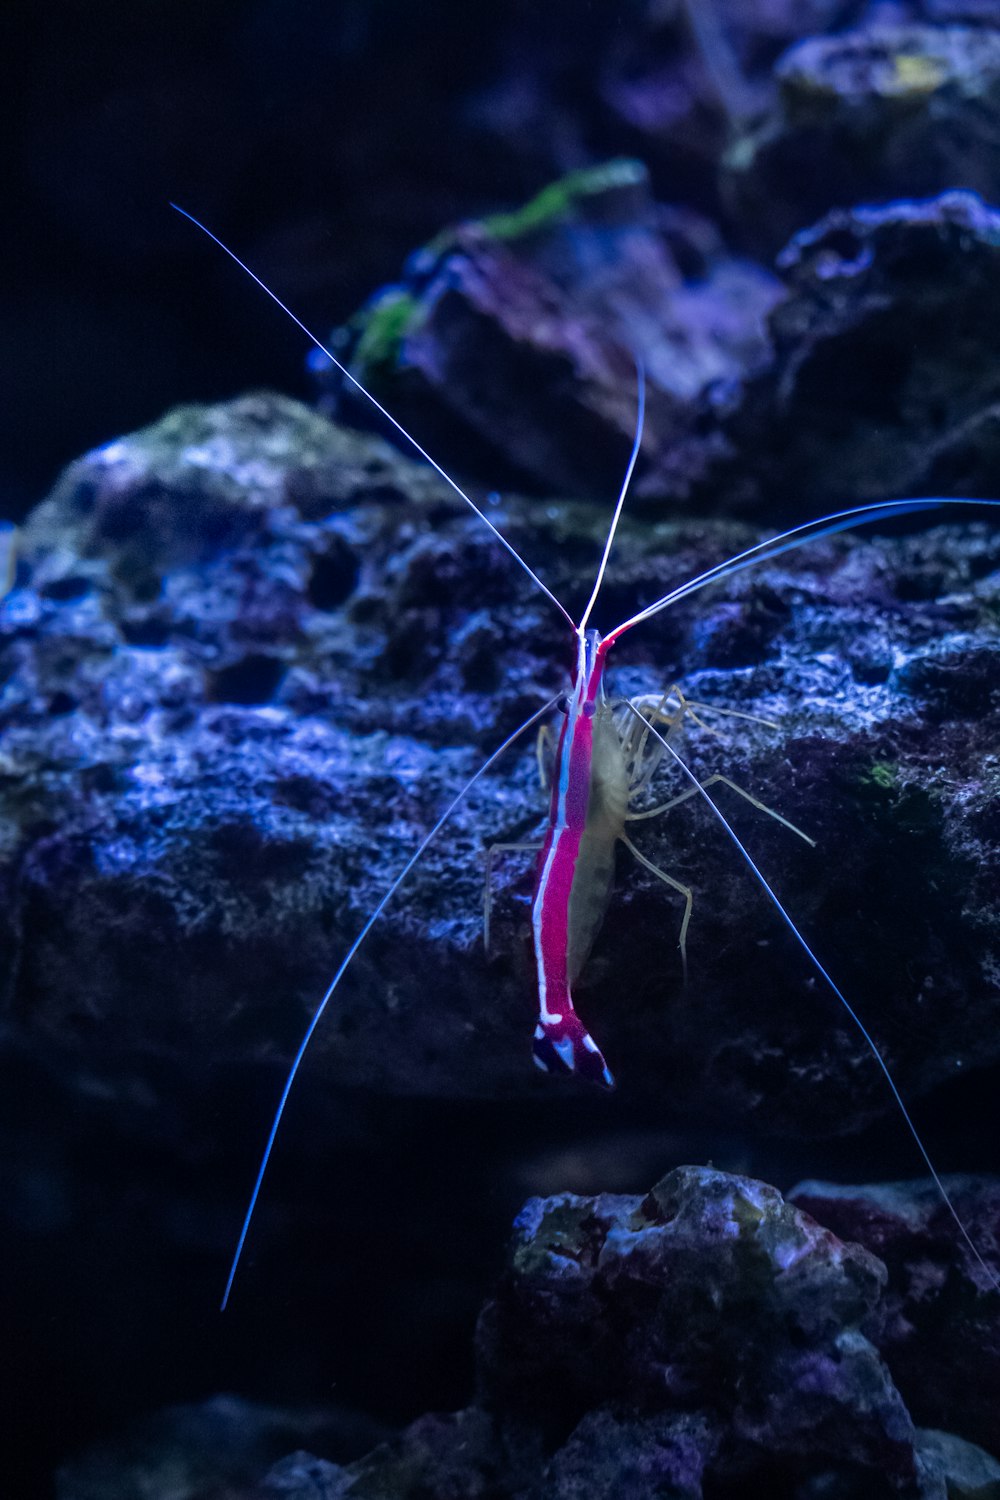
[42,577,90,602]
[121,616,171,647]
[307,543,359,611]
[209,654,286,705]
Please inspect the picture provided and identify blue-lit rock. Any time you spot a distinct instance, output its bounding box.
[2,391,1000,1134]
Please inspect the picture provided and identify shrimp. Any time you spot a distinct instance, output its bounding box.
[170,206,1000,1304]
[527,634,812,1087]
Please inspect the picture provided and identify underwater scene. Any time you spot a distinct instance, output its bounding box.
[6,1,1000,1496]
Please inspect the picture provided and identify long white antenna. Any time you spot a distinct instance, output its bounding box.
[171,205,575,631]
[221,695,558,1309]
[578,361,645,634]
[605,498,1000,645]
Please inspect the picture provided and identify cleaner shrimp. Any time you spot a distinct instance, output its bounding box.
[171,205,1000,1307]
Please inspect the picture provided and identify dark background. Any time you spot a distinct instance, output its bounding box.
[3,0,636,520]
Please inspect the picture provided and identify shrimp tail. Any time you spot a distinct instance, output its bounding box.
[533,1011,615,1088]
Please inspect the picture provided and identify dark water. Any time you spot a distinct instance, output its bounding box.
[3,0,582,517]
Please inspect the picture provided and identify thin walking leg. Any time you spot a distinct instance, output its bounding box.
[536,724,554,792]
[628,774,815,846]
[620,832,694,980]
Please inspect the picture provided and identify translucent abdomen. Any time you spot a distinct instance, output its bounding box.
[565,705,630,984]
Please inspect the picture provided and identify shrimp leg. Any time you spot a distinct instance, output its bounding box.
[627,773,815,846]
[619,832,694,979]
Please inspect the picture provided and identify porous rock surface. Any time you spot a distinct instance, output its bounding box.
[3,390,1000,1137]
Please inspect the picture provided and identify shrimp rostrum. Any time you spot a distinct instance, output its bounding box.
[171,207,1000,1304]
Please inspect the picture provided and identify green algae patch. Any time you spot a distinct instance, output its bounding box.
[862,759,900,791]
[731,1188,767,1236]
[888,51,947,96]
[352,289,423,376]
[413,158,648,262]
[480,159,646,243]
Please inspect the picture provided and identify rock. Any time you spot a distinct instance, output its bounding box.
[790,1177,1000,1455]
[715,191,1000,517]
[318,159,782,506]
[258,1452,347,1498]
[259,1408,535,1500]
[477,1167,913,1479]
[723,24,1000,256]
[248,1166,1000,1498]
[540,1409,717,1500]
[915,1429,1000,1500]
[316,173,1000,526]
[3,391,1000,1139]
[0,522,16,599]
[597,0,855,210]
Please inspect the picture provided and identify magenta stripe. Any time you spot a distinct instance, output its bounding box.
[532,641,604,1024]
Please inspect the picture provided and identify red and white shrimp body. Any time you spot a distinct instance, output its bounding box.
[532,630,621,1086]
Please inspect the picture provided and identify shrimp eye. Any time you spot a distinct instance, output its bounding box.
[556,693,570,714]
[583,701,596,718]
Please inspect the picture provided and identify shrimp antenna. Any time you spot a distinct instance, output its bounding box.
[220,696,557,1309]
[578,359,645,634]
[605,497,1000,644]
[170,204,575,632]
[628,706,1000,1296]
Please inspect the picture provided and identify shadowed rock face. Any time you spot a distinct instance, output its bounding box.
[3,390,1000,1137]
[791,1176,1000,1455]
[318,159,783,507]
[326,174,1000,525]
[723,23,1000,255]
[58,1167,998,1498]
[717,192,1000,515]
